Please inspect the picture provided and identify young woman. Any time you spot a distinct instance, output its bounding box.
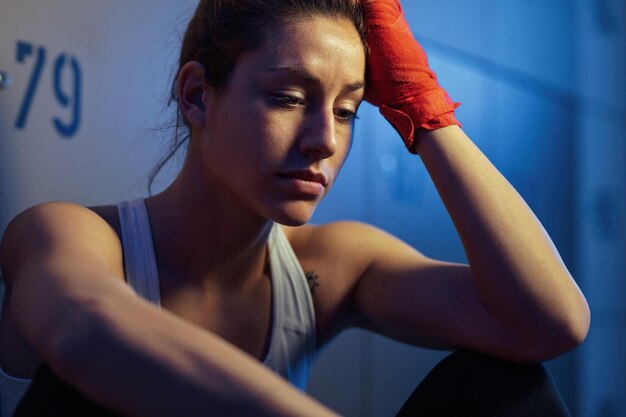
[0,0,590,416]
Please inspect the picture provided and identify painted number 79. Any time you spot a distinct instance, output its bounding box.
[14,40,82,139]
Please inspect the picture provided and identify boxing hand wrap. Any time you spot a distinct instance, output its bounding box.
[363,0,461,153]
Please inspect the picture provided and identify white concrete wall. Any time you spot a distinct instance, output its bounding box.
[0,0,197,231]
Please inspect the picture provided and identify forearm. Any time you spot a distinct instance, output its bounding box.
[414,126,590,352]
[12,267,337,417]
[52,290,337,417]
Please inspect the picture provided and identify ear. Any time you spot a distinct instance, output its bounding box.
[177,61,211,128]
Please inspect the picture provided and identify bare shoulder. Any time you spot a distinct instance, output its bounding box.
[283,220,428,268]
[0,201,124,284]
[284,220,385,250]
[0,202,126,377]
[281,221,430,345]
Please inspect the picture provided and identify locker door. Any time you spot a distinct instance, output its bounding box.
[575,0,626,415]
[0,0,195,232]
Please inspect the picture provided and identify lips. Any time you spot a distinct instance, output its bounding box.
[278,169,329,198]
[279,169,328,186]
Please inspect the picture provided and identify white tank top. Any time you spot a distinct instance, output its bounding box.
[116,199,317,389]
[0,369,30,417]
[0,199,317,416]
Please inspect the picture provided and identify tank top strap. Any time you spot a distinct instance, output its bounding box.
[266,224,317,389]
[0,365,31,417]
[116,199,161,307]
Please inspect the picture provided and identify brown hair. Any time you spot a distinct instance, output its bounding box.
[149,0,367,192]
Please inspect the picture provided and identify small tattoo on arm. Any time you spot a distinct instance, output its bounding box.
[305,271,320,295]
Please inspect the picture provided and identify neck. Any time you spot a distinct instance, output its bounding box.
[145,161,273,290]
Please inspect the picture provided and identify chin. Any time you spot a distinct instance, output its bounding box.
[267,201,318,226]
[270,211,313,227]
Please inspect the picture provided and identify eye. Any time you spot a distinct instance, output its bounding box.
[334,108,359,124]
[268,93,306,108]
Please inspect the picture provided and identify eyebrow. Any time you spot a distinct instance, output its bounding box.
[267,66,366,93]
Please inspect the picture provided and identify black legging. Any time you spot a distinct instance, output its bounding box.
[395,350,571,417]
[14,350,571,416]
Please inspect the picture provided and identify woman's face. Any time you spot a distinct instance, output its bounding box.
[198,15,366,226]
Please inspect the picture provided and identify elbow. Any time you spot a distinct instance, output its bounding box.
[527,279,592,362]
[522,302,591,363]
[559,299,591,353]
[9,275,117,375]
[546,316,590,360]
[553,293,591,356]
[45,295,115,378]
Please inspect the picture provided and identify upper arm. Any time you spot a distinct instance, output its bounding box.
[0,202,128,358]
[316,222,523,358]
[0,202,124,280]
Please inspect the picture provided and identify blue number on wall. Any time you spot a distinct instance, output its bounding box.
[53,54,82,138]
[14,41,46,130]
[14,41,82,138]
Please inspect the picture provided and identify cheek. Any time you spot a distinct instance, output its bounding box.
[256,108,300,157]
[337,125,354,156]
[330,132,354,178]
[210,99,266,156]
[332,153,348,181]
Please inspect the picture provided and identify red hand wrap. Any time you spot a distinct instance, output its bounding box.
[363,0,461,152]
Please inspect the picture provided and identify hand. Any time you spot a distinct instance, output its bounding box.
[363,0,461,152]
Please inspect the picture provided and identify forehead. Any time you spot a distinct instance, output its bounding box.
[235,15,366,86]
[266,15,365,58]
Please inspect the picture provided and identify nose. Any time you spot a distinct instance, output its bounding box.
[299,108,339,159]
